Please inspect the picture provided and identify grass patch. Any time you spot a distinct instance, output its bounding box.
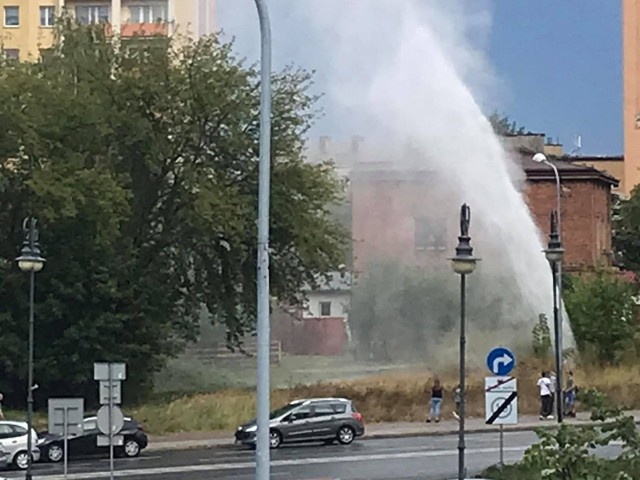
[130,358,640,435]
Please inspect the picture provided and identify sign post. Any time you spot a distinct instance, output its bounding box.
[485,347,517,466]
[94,362,126,480]
[48,398,84,480]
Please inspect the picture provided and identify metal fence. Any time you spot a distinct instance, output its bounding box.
[186,341,282,365]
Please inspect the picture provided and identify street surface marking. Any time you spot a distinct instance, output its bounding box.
[13,446,529,479]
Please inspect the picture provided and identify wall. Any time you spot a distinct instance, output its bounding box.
[524,179,612,270]
[624,0,640,196]
[351,169,614,274]
[303,291,350,318]
[271,312,347,356]
[351,170,451,272]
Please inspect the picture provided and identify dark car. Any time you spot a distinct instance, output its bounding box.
[235,397,365,449]
[37,415,148,462]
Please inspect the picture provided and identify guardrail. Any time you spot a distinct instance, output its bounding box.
[186,341,282,365]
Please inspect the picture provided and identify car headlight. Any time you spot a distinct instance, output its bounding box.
[245,425,257,433]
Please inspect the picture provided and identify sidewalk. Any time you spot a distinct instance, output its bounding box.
[146,410,640,452]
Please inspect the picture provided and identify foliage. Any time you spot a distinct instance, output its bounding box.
[532,313,552,360]
[564,271,639,366]
[0,24,346,406]
[486,389,640,480]
[613,190,640,272]
[488,111,529,136]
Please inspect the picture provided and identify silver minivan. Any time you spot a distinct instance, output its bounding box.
[0,421,40,470]
[235,397,365,449]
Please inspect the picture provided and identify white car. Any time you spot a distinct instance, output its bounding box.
[0,421,40,470]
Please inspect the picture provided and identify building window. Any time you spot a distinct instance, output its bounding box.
[75,5,110,24]
[40,6,55,27]
[3,49,19,60]
[414,217,446,251]
[4,6,19,27]
[129,4,168,23]
[320,301,332,317]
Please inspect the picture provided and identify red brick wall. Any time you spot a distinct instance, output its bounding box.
[524,180,613,270]
[271,312,347,356]
[351,173,452,272]
[351,173,613,273]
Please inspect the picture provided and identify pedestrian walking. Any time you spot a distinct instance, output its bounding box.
[426,378,443,423]
[537,371,553,420]
[452,384,461,421]
[564,370,577,417]
[0,393,4,420]
[549,371,557,415]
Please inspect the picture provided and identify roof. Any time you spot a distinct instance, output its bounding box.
[517,148,619,187]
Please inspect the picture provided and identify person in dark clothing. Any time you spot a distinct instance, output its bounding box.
[426,379,443,423]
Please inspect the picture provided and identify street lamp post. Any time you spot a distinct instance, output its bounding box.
[252,2,272,480]
[450,204,479,480]
[544,211,564,423]
[534,153,565,424]
[15,217,46,480]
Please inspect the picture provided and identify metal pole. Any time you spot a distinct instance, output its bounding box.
[63,407,68,480]
[108,364,114,480]
[551,262,562,422]
[499,425,504,466]
[458,273,466,480]
[547,162,564,423]
[26,268,35,480]
[253,1,272,480]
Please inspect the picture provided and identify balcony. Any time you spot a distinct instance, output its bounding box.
[104,22,169,37]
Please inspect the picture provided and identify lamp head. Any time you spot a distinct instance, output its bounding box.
[533,153,548,163]
[15,217,46,273]
[450,204,479,275]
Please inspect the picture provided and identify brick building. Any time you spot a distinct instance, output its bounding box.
[348,148,618,274]
[522,152,618,271]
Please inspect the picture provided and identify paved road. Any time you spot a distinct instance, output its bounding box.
[0,431,623,480]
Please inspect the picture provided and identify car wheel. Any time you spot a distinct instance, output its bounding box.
[269,430,282,449]
[123,439,141,458]
[337,426,355,445]
[47,444,64,463]
[13,450,30,470]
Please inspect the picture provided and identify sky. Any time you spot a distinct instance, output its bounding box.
[216,0,622,156]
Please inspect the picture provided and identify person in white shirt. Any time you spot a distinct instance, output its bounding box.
[537,371,553,420]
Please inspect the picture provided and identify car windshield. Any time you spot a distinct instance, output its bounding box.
[269,403,299,419]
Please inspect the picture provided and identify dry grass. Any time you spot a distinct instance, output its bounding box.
[130,357,640,436]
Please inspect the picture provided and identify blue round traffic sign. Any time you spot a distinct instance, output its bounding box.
[486,347,516,376]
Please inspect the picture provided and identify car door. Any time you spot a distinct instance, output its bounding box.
[308,402,338,439]
[0,424,24,448]
[280,406,314,442]
[68,419,99,457]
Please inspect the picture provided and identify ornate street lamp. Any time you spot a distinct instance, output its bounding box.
[16,217,45,480]
[544,210,564,423]
[450,204,479,480]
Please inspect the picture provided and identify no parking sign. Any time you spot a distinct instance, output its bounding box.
[485,376,518,425]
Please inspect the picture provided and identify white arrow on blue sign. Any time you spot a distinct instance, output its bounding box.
[486,347,516,376]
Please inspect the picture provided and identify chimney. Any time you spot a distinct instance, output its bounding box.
[351,135,363,154]
[319,136,331,154]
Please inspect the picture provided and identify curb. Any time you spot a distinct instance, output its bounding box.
[148,418,635,452]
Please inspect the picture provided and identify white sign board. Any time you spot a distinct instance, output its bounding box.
[485,376,518,425]
[48,398,84,437]
[94,363,126,381]
[97,405,125,436]
[97,435,124,447]
[99,381,122,405]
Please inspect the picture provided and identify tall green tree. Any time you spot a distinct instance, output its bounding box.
[613,189,640,272]
[564,271,640,366]
[0,25,346,406]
